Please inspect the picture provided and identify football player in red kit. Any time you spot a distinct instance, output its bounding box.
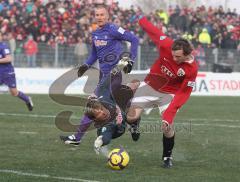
[127,16,198,168]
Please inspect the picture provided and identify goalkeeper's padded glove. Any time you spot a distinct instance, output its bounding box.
[94,135,103,155]
[77,64,89,77]
[123,60,133,74]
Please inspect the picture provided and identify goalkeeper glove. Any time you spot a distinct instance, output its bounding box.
[94,135,103,155]
[77,64,89,77]
[119,56,133,73]
[123,59,133,74]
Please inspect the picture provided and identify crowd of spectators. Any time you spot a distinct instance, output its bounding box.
[0,0,239,68]
[0,0,239,49]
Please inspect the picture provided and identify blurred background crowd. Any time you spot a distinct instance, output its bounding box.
[0,0,240,70]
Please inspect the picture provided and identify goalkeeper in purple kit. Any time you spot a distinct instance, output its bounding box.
[0,32,33,111]
[60,4,139,145]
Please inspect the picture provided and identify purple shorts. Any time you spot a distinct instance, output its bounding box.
[0,66,17,88]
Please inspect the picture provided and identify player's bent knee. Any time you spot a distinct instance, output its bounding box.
[127,115,138,123]
[9,88,18,96]
[126,111,138,123]
[162,124,175,137]
[127,80,140,92]
[127,106,143,123]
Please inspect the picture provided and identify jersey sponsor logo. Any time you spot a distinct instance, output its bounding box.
[187,81,196,88]
[177,68,185,76]
[118,27,125,34]
[160,36,166,40]
[94,40,108,47]
[161,65,175,78]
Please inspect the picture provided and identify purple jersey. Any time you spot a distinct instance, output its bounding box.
[85,23,139,74]
[0,42,16,88]
[0,42,11,65]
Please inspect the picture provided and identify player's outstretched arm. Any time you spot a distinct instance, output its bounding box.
[109,24,139,72]
[138,16,173,47]
[138,16,162,37]
[162,71,197,125]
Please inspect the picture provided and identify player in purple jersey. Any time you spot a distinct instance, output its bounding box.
[0,32,33,111]
[60,4,139,146]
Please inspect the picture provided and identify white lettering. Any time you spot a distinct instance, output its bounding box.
[161,65,175,77]
[94,40,108,47]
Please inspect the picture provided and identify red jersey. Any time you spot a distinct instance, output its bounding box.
[139,17,198,124]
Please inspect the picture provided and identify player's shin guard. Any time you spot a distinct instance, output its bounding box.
[162,134,175,159]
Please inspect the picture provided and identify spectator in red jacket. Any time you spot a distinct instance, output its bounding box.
[24,35,38,67]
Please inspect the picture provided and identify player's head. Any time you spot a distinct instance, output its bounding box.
[172,38,193,64]
[85,99,110,122]
[94,4,109,28]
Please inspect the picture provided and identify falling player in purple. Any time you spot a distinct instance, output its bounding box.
[0,32,33,111]
[60,4,139,145]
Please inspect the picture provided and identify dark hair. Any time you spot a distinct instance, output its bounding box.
[84,99,102,120]
[172,38,193,56]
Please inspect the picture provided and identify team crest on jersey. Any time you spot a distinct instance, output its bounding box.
[160,36,166,40]
[177,68,185,76]
[102,127,107,133]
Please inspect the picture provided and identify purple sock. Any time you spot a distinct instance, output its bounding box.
[17,91,30,103]
[75,115,92,141]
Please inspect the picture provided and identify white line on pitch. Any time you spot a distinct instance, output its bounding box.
[145,117,240,122]
[0,112,79,119]
[0,169,100,182]
[185,123,240,128]
[0,112,239,123]
[142,120,240,129]
[1,111,238,128]
[0,112,56,118]
[18,131,38,135]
